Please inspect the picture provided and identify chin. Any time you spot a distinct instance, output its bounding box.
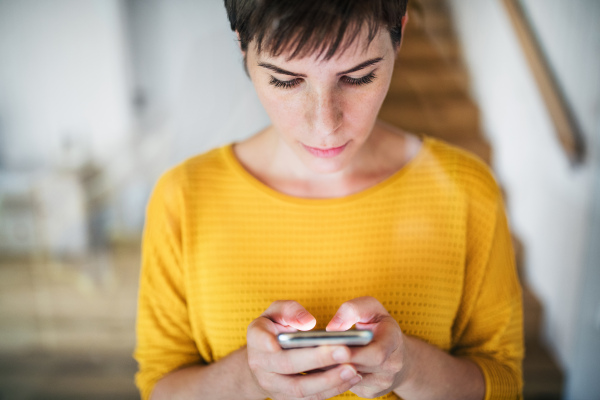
[302,157,348,175]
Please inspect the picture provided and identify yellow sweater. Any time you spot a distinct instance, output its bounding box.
[135,136,523,399]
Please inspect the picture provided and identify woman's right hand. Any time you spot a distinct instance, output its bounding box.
[246,301,363,400]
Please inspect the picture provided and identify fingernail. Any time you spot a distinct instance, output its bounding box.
[349,374,362,385]
[340,366,356,381]
[296,311,313,324]
[332,347,349,363]
[330,315,343,326]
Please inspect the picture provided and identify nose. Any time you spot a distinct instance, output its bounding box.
[309,86,343,137]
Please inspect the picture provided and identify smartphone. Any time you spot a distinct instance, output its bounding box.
[277,330,373,349]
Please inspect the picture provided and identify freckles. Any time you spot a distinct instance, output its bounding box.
[278,97,302,118]
[265,97,303,132]
[296,90,312,122]
[256,87,291,116]
[347,93,381,118]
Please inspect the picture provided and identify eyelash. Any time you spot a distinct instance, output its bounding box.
[269,76,303,89]
[343,72,377,86]
[269,71,377,90]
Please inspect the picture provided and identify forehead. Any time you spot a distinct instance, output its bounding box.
[252,28,393,68]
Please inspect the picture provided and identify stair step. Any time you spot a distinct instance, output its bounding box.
[523,341,564,400]
[407,2,455,33]
[390,61,470,97]
[399,32,461,63]
[379,95,483,141]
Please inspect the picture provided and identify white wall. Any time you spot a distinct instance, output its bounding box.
[0,0,133,169]
[124,0,269,165]
[101,0,271,237]
[0,0,270,243]
[0,0,135,254]
[448,0,600,397]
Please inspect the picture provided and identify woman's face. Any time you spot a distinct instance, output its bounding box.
[244,27,399,175]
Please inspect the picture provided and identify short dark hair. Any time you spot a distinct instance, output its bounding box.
[224,0,408,61]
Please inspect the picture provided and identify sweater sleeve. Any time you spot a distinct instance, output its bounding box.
[452,192,524,399]
[134,169,202,400]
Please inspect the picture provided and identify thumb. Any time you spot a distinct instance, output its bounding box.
[262,300,317,331]
[326,296,386,331]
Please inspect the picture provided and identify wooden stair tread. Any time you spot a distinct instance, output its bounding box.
[379,95,483,140]
[390,62,470,97]
[398,33,461,63]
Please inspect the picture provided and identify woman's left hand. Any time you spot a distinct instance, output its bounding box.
[326,296,412,398]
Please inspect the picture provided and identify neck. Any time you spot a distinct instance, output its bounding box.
[264,126,384,185]
[233,121,418,199]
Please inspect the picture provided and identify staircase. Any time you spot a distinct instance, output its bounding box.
[379,0,564,398]
[380,0,492,164]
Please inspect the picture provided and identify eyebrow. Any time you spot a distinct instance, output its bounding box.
[337,57,384,75]
[257,63,307,77]
[257,57,384,77]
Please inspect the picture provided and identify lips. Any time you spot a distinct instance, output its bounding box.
[302,143,348,158]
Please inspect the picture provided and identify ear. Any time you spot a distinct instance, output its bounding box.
[235,30,246,58]
[401,14,409,36]
[394,13,410,56]
[235,30,250,77]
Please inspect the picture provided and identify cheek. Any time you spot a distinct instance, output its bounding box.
[256,88,305,132]
[254,80,390,138]
[344,87,388,128]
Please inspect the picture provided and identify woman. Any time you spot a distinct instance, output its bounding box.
[135,1,524,399]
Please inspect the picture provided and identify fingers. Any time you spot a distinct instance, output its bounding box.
[351,318,403,371]
[350,342,395,373]
[274,364,362,399]
[346,320,406,399]
[263,300,317,331]
[326,296,387,331]
[248,300,317,353]
[324,297,405,380]
[268,345,353,374]
[247,345,362,400]
[298,376,362,400]
[248,320,354,374]
[247,317,283,353]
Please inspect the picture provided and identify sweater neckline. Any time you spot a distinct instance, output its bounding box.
[221,136,431,206]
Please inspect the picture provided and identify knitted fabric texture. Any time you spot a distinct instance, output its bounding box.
[135,137,524,399]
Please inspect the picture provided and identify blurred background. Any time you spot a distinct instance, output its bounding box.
[0,0,598,399]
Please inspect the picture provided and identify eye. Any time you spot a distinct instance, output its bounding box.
[269,76,303,89]
[341,71,377,86]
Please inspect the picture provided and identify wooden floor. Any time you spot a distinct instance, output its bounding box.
[0,248,140,400]
[0,351,137,400]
